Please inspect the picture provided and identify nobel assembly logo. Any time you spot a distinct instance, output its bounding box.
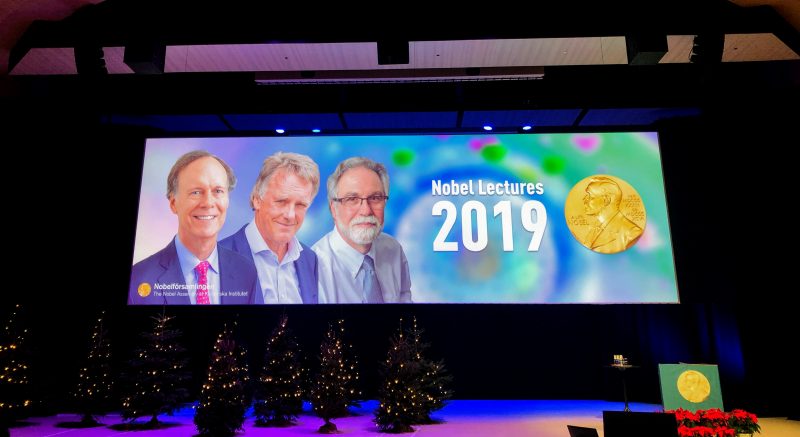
[137,282,151,297]
[137,282,209,297]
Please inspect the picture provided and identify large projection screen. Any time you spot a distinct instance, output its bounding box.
[129,133,678,304]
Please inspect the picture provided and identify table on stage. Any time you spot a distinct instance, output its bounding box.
[606,363,638,412]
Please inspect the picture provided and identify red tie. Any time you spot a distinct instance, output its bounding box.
[195,261,210,305]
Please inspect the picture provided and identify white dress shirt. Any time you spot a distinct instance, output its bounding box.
[312,227,412,303]
[175,236,221,305]
[244,220,303,304]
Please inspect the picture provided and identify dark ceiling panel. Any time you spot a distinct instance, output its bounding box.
[462,109,582,128]
[109,114,229,132]
[223,113,343,131]
[580,108,701,126]
[344,111,458,129]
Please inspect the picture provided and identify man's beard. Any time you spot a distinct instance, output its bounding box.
[341,215,382,245]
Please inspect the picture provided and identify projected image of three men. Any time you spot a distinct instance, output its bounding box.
[129,133,678,305]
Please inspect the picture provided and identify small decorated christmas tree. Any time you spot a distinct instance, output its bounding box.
[375,319,418,433]
[254,314,304,427]
[121,312,190,427]
[311,319,361,433]
[0,305,31,436]
[194,324,250,436]
[407,317,453,424]
[337,320,361,416]
[73,311,114,426]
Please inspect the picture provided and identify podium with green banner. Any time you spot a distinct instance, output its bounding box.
[658,363,723,412]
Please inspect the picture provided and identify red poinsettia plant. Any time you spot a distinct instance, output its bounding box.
[668,408,760,436]
[727,409,761,434]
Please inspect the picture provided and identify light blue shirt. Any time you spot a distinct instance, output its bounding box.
[244,220,303,304]
[312,228,412,304]
[175,236,221,305]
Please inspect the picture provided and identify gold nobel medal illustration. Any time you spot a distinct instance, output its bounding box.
[565,175,646,254]
[137,282,152,297]
[676,370,711,403]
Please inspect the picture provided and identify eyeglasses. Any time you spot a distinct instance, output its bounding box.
[333,195,389,208]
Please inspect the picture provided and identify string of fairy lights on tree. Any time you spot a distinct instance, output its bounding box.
[375,317,453,432]
[194,323,250,436]
[0,304,32,427]
[121,312,190,426]
[407,316,453,424]
[375,318,419,433]
[254,314,304,427]
[73,310,113,426]
[311,319,361,434]
[0,304,31,421]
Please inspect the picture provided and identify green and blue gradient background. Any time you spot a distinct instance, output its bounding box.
[133,132,678,303]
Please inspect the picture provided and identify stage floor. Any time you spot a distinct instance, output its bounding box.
[9,400,800,436]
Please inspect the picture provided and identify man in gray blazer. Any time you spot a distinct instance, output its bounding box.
[220,152,320,304]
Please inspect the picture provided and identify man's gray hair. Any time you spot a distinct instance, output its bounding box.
[250,152,320,209]
[326,157,389,202]
[166,150,236,199]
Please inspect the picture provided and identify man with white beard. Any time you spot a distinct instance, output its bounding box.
[312,157,412,303]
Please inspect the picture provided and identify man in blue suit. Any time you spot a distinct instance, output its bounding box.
[129,150,258,305]
[220,152,319,304]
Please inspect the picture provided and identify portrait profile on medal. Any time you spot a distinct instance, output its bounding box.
[676,370,711,403]
[565,175,646,254]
